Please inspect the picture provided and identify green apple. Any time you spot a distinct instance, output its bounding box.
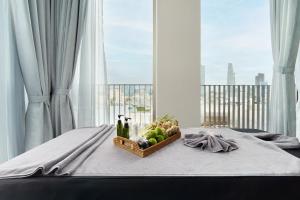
[155,127,163,135]
[156,135,165,142]
[148,138,157,146]
[145,130,157,140]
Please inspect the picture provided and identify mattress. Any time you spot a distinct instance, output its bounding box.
[2,127,300,178]
[73,128,300,176]
[1,127,300,200]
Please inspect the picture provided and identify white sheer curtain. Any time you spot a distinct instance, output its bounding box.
[296,50,300,138]
[268,0,300,136]
[0,0,25,162]
[71,0,109,127]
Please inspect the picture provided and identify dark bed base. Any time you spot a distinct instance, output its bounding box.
[1,176,300,200]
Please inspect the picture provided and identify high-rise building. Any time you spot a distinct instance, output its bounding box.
[200,65,205,85]
[227,63,235,85]
[255,73,267,85]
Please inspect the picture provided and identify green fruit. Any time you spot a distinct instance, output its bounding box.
[148,138,157,146]
[145,130,157,140]
[156,135,164,143]
[155,127,163,135]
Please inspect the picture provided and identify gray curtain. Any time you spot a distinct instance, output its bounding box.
[9,0,88,150]
[0,0,25,162]
[50,0,88,136]
[10,0,53,150]
[268,0,300,136]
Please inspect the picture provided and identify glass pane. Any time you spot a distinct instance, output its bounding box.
[103,0,153,125]
[201,0,272,129]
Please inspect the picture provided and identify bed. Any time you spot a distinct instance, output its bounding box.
[0,125,300,200]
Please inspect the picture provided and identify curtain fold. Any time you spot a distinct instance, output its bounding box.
[50,0,88,136]
[0,0,25,162]
[71,0,109,128]
[10,0,53,150]
[268,0,300,136]
[1,0,89,156]
[295,0,300,140]
[296,53,300,139]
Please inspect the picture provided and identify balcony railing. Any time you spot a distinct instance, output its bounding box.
[108,84,153,125]
[108,84,271,131]
[201,85,270,131]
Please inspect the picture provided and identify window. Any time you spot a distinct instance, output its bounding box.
[201,0,272,130]
[103,0,153,125]
[103,0,153,84]
[201,0,272,85]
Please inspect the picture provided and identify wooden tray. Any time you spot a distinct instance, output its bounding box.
[113,131,181,157]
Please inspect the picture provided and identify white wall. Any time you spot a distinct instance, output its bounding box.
[154,0,201,127]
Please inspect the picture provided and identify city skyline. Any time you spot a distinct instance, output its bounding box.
[227,63,236,85]
[255,73,268,85]
[201,63,268,85]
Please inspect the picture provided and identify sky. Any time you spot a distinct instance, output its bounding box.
[103,0,273,85]
[103,0,153,84]
[201,0,273,85]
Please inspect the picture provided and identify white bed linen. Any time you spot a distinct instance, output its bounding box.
[0,127,300,179]
[73,128,300,176]
[0,125,114,179]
